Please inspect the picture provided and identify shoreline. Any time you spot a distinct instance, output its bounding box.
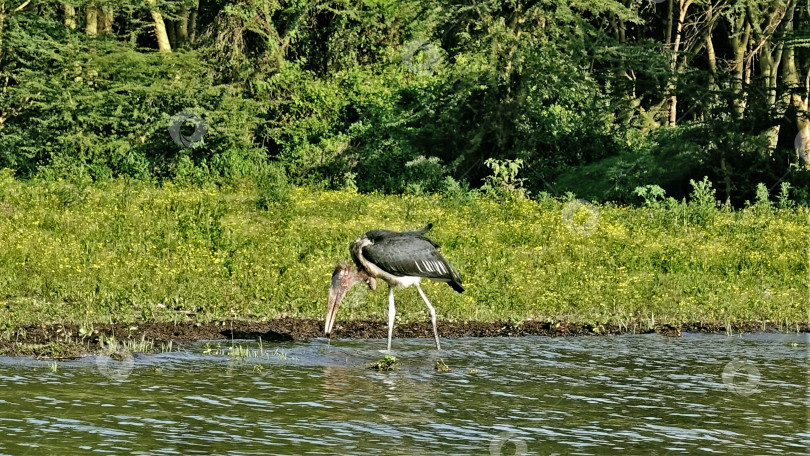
[2,318,808,358]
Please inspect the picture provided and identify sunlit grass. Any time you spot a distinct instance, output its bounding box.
[0,170,806,333]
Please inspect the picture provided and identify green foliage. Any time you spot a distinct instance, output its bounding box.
[689,176,718,207]
[404,155,445,195]
[633,185,666,208]
[754,183,771,210]
[688,176,718,225]
[0,0,807,208]
[441,176,477,204]
[0,13,266,181]
[482,158,528,200]
[370,355,398,371]
[776,182,795,210]
[256,163,293,209]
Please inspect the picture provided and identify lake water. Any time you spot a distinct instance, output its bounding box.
[0,333,807,455]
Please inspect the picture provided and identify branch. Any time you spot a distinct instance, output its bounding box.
[746,0,790,64]
[13,0,32,14]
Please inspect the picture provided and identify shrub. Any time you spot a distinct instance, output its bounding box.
[481,158,529,200]
[256,163,293,209]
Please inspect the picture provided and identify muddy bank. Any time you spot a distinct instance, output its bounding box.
[1,319,807,358]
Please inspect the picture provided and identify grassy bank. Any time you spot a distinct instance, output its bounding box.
[0,172,807,339]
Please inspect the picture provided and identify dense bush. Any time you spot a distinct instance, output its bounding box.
[0,14,267,182]
[0,1,806,205]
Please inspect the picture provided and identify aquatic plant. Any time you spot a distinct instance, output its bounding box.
[370,355,398,371]
[435,359,451,372]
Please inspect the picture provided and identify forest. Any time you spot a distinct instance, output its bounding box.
[0,0,807,204]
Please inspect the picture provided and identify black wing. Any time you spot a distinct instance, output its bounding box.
[365,224,437,247]
[362,230,463,292]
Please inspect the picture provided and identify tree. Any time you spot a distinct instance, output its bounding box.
[147,0,171,52]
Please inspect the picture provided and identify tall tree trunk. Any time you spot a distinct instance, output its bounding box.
[667,0,692,126]
[146,0,171,52]
[780,0,809,165]
[64,3,76,29]
[747,2,790,152]
[730,14,751,118]
[0,3,4,68]
[176,7,189,48]
[189,0,199,43]
[705,4,717,80]
[166,19,176,49]
[98,4,113,34]
[797,126,810,167]
[665,0,673,44]
[86,3,98,36]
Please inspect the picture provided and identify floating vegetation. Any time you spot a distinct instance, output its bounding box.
[369,355,398,371]
[435,359,451,372]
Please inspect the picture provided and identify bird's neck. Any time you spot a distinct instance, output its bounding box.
[350,237,372,272]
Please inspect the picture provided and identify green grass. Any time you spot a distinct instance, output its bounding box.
[0,171,807,335]
[202,339,288,360]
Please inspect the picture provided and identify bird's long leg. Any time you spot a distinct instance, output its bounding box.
[387,286,396,351]
[415,284,441,350]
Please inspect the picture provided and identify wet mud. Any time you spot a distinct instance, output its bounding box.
[1,319,807,358]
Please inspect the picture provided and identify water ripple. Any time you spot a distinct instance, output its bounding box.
[0,332,806,455]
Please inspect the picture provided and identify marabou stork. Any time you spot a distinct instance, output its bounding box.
[324,224,464,350]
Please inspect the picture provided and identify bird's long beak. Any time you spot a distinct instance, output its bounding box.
[325,275,348,336]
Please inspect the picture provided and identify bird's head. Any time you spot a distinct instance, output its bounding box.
[325,263,376,336]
